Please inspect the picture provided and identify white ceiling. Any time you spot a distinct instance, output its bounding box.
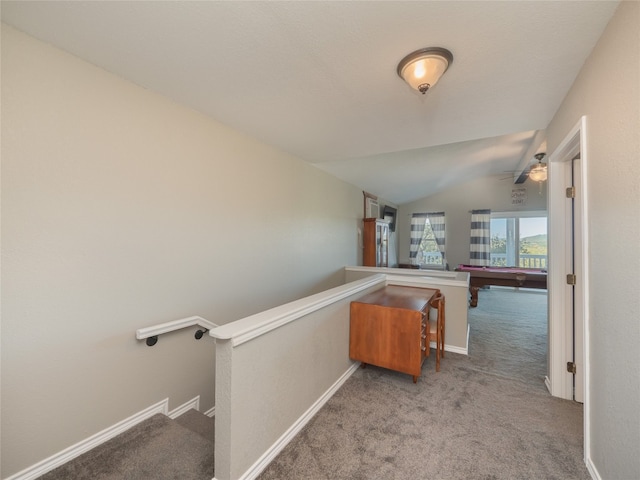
[1,1,619,204]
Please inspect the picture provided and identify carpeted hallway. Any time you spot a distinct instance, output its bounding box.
[258,288,589,480]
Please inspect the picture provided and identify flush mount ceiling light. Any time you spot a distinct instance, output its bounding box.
[529,153,548,182]
[397,47,454,94]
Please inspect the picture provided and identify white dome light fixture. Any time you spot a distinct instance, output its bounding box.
[529,153,548,182]
[397,47,454,94]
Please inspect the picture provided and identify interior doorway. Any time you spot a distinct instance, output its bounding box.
[547,116,589,453]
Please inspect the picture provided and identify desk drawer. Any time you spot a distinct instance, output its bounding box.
[349,302,426,377]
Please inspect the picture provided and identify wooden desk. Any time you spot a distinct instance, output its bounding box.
[350,285,438,383]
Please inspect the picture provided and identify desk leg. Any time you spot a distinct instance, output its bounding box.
[469,286,479,308]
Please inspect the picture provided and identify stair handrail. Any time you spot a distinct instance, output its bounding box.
[136,316,218,346]
[209,274,385,347]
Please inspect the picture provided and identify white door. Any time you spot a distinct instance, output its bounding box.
[548,116,589,405]
[570,157,585,403]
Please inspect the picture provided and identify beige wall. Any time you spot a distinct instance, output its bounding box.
[398,175,547,269]
[0,25,363,477]
[545,2,640,477]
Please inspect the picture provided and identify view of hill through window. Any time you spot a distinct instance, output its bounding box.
[490,216,547,268]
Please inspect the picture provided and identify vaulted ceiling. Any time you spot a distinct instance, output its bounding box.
[1,1,619,204]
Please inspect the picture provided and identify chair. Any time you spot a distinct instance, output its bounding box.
[428,292,446,372]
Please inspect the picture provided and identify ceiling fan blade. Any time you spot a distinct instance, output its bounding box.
[514,169,530,184]
[499,167,530,182]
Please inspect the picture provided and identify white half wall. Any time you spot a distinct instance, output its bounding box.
[210,276,384,480]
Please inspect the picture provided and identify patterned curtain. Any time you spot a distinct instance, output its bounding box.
[409,212,447,268]
[409,214,427,265]
[470,209,491,266]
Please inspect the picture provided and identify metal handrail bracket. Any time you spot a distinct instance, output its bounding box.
[136,316,218,341]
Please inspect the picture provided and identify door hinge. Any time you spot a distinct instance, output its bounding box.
[567,362,577,374]
[566,186,576,198]
[566,274,577,285]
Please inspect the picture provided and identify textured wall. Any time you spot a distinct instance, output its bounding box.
[1,25,362,477]
[545,2,640,478]
[213,279,382,480]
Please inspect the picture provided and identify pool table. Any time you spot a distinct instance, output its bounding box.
[455,264,547,307]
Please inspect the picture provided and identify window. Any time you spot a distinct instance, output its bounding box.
[410,212,446,269]
[490,212,547,268]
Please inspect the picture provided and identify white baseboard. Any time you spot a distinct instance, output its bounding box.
[167,395,216,418]
[237,362,360,480]
[429,341,468,356]
[586,457,601,480]
[204,405,216,417]
[5,399,169,480]
[168,396,200,419]
[6,395,215,480]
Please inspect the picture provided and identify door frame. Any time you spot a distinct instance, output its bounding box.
[547,116,590,458]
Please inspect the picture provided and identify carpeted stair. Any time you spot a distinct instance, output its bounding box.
[37,409,214,480]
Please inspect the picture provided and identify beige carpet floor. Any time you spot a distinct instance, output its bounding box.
[258,288,589,480]
[35,288,586,480]
[37,413,214,480]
